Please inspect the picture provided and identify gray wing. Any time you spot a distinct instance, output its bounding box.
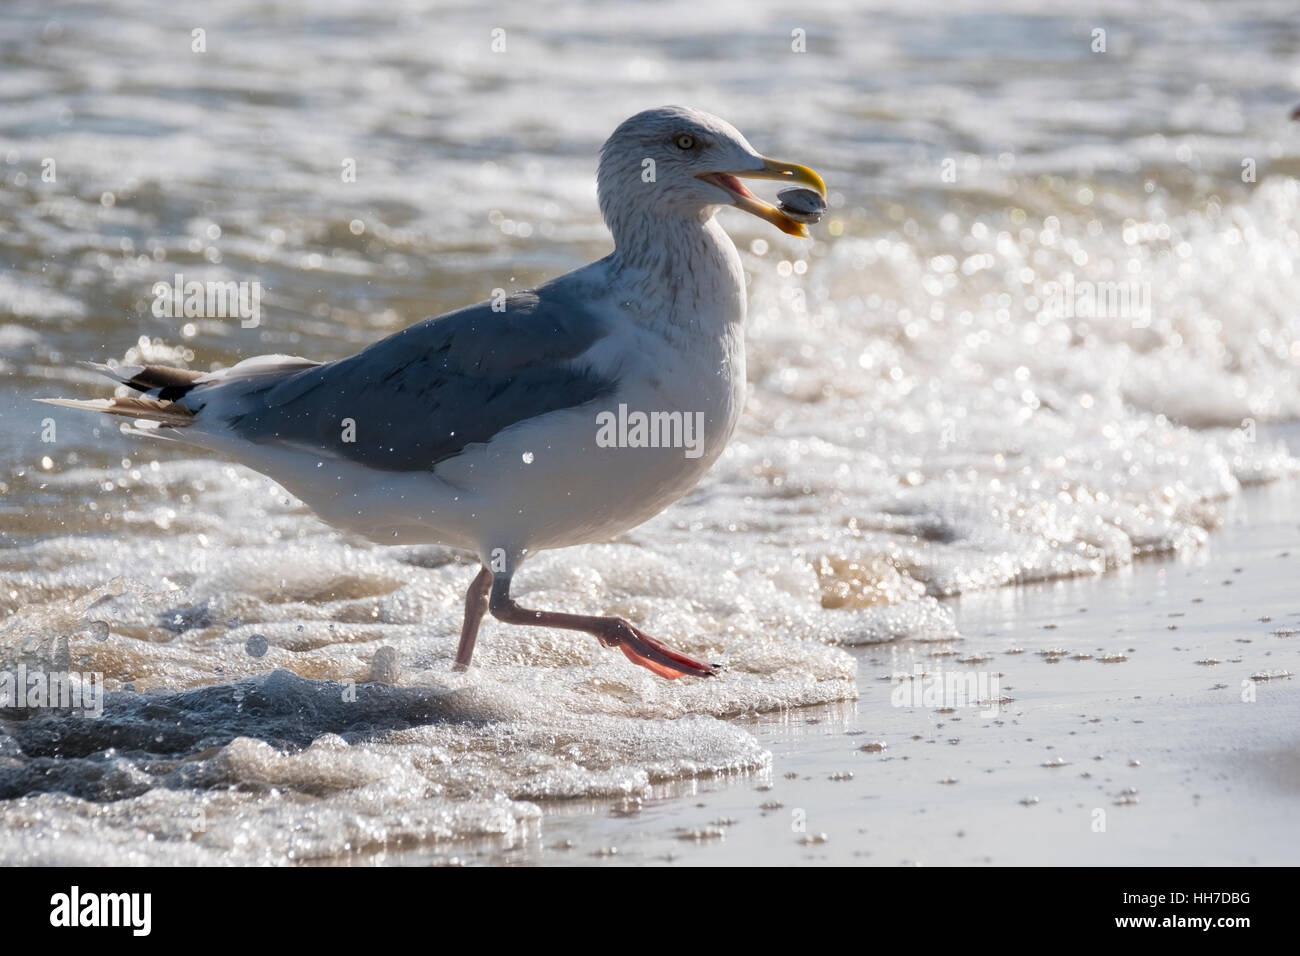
[212,283,617,472]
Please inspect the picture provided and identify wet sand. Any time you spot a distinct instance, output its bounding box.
[403,476,1299,866]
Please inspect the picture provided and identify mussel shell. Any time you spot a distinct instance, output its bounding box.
[776,186,827,223]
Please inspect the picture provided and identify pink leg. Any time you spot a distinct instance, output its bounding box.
[488,574,720,679]
[453,566,492,671]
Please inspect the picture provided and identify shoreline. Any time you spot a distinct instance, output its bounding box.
[410,474,1299,866]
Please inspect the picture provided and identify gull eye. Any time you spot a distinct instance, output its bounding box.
[674,134,696,150]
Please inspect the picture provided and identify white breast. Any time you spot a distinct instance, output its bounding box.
[433,216,750,558]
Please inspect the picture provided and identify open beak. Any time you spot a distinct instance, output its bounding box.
[697,157,827,237]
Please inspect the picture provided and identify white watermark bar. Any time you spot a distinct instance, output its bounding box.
[595,403,706,459]
[49,886,150,936]
[889,662,1004,718]
[151,274,262,328]
[0,666,104,718]
[1040,273,1152,325]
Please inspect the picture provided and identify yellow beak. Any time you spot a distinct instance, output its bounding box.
[698,158,827,237]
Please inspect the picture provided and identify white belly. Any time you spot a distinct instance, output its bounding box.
[434,321,747,556]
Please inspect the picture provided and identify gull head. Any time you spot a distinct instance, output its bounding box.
[597,105,826,239]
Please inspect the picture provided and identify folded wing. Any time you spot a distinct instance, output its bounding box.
[206,284,616,472]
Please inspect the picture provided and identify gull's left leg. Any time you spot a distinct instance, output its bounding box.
[487,571,719,679]
[453,566,492,671]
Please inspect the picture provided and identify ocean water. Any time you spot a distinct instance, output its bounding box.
[1,0,1298,863]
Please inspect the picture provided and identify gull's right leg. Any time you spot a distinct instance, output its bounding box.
[486,570,719,679]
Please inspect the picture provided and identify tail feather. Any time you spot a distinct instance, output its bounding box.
[35,396,196,427]
[81,362,205,399]
[39,354,319,431]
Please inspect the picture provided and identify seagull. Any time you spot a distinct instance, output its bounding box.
[39,106,826,680]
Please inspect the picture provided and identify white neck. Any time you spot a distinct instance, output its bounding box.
[604,210,747,340]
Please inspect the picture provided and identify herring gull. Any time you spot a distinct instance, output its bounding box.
[39,105,826,680]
